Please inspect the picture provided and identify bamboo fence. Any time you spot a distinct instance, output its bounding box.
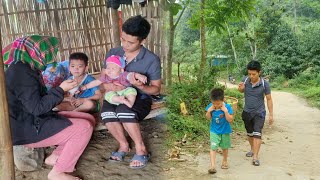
[0,0,167,74]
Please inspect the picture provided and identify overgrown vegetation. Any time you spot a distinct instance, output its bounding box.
[166,66,244,142]
[271,71,320,108]
[164,0,320,143]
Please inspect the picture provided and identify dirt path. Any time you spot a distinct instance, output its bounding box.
[165,88,320,179]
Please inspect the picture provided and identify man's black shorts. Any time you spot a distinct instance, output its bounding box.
[242,111,266,139]
[100,95,152,123]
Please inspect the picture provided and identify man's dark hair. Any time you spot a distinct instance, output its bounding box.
[122,15,151,41]
[247,60,261,72]
[210,88,224,101]
[69,52,89,66]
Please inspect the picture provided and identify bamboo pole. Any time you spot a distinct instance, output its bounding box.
[0,29,15,179]
[110,8,121,47]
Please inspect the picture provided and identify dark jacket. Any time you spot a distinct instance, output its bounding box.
[5,61,72,145]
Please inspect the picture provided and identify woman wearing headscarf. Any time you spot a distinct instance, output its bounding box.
[3,35,94,180]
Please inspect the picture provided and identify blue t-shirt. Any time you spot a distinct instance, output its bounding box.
[205,103,233,134]
[69,75,99,98]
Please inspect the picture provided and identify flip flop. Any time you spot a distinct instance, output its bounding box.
[109,151,127,162]
[252,159,260,166]
[246,151,253,157]
[129,154,150,169]
[208,168,217,174]
[221,162,229,169]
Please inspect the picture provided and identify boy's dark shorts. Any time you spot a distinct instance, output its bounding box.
[100,95,152,124]
[242,111,266,139]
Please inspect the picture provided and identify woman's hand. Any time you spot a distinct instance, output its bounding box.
[71,98,85,108]
[59,79,78,92]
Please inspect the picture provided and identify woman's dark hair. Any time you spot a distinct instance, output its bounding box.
[247,60,261,72]
[210,88,224,101]
[122,15,151,41]
[69,52,89,66]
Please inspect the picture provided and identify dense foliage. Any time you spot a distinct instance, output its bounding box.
[165,0,320,142]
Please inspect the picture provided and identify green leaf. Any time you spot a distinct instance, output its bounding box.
[170,3,183,15]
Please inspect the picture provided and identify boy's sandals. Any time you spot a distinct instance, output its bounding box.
[109,151,127,162]
[246,151,254,157]
[221,162,229,169]
[208,168,217,174]
[252,159,260,166]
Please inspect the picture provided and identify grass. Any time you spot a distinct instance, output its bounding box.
[291,87,320,108]
[270,75,320,109]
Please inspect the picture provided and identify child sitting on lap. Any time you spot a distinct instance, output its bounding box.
[79,55,147,108]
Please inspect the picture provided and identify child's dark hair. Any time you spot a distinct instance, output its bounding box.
[210,88,224,101]
[69,52,89,66]
[122,15,151,41]
[247,60,261,72]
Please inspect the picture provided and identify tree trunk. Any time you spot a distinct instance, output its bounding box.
[161,10,167,85]
[166,1,187,85]
[178,62,181,83]
[226,23,240,72]
[0,31,15,180]
[111,9,121,47]
[166,10,174,85]
[293,0,297,33]
[198,0,206,83]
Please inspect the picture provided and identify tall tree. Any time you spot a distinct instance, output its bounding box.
[189,0,255,80]
[161,0,189,85]
[199,0,206,83]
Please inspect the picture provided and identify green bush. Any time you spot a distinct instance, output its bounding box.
[287,69,320,88]
[296,87,320,108]
[270,75,287,89]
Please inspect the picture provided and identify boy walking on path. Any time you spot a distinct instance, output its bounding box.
[238,60,273,166]
[205,88,234,174]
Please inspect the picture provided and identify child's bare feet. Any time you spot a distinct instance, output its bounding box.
[122,99,133,108]
[45,154,59,166]
[112,96,134,108]
[48,168,81,180]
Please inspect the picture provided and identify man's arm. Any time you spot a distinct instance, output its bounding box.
[266,94,273,125]
[238,82,245,93]
[135,79,161,95]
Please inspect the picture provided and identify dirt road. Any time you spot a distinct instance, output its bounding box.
[165,90,320,180]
